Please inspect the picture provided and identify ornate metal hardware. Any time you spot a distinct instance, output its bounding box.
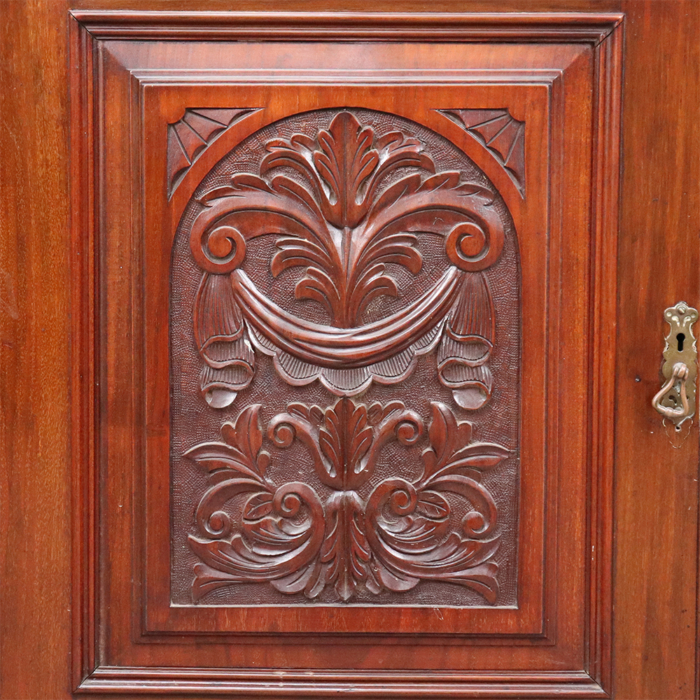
[652,301,698,427]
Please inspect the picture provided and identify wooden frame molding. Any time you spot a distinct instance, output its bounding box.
[70,10,622,41]
[69,10,622,697]
[80,669,608,697]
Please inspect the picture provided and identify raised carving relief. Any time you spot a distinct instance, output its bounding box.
[190,111,504,410]
[171,108,520,606]
[438,109,525,196]
[187,401,509,603]
[168,108,259,197]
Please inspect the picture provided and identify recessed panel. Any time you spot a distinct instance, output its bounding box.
[70,13,621,695]
[170,108,520,607]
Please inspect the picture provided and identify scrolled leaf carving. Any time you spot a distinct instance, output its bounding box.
[191,112,503,325]
[269,397,423,491]
[186,406,326,599]
[187,110,507,408]
[187,400,510,603]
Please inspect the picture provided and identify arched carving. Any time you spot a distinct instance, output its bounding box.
[171,108,520,606]
[188,111,506,410]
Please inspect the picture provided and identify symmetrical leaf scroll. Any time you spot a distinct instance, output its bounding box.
[188,110,507,409]
[187,400,510,603]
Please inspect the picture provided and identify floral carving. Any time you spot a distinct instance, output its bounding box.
[261,112,433,327]
[188,110,506,409]
[187,400,510,603]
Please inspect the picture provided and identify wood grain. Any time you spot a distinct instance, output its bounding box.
[1,1,699,699]
[0,1,72,699]
[614,1,700,698]
[141,91,548,641]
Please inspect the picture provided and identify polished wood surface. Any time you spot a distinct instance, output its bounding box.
[0,2,73,699]
[0,2,697,699]
[615,1,700,698]
[72,13,615,694]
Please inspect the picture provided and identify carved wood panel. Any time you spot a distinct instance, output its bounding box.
[171,109,520,606]
[70,12,622,695]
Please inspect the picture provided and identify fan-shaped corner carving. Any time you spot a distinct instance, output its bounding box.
[167,108,260,198]
[438,109,525,198]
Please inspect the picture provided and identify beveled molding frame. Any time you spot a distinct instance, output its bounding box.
[69,10,622,697]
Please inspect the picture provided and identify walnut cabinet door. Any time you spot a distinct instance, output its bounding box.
[2,2,699,699]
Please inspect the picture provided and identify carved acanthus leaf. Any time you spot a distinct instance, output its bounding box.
[268,397,422,491]
[191,111,504,329]
[187,400,510,603]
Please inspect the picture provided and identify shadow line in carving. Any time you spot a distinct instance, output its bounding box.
[186,401,510,604]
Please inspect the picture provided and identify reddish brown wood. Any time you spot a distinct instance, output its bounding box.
[168,108,258,196]
[68,8,624,40]
[441,109,526,196]
[186,399,509,604]
[66,8,619,696]
[139,79,543,644]
[177,108,514,608]
[2,2,699,699]
[0,2,73,699]
[614,1,700,698]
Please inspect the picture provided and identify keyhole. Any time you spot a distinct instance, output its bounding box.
[677,333,686,351]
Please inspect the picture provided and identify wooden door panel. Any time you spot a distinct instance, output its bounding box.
[9,2,700,700]
[67,10,621,697]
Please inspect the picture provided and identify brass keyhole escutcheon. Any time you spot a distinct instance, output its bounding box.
[652,301,698,428]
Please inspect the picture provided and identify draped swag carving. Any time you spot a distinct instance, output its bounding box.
[176,108,518,605]
[190,111,504,410]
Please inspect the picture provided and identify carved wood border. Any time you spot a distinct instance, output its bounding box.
[69,10,622,697]
[139,81,548,638]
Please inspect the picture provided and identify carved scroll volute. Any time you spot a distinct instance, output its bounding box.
[187,111,506,409]
[187,400,510,603]
[177,109,516,605]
